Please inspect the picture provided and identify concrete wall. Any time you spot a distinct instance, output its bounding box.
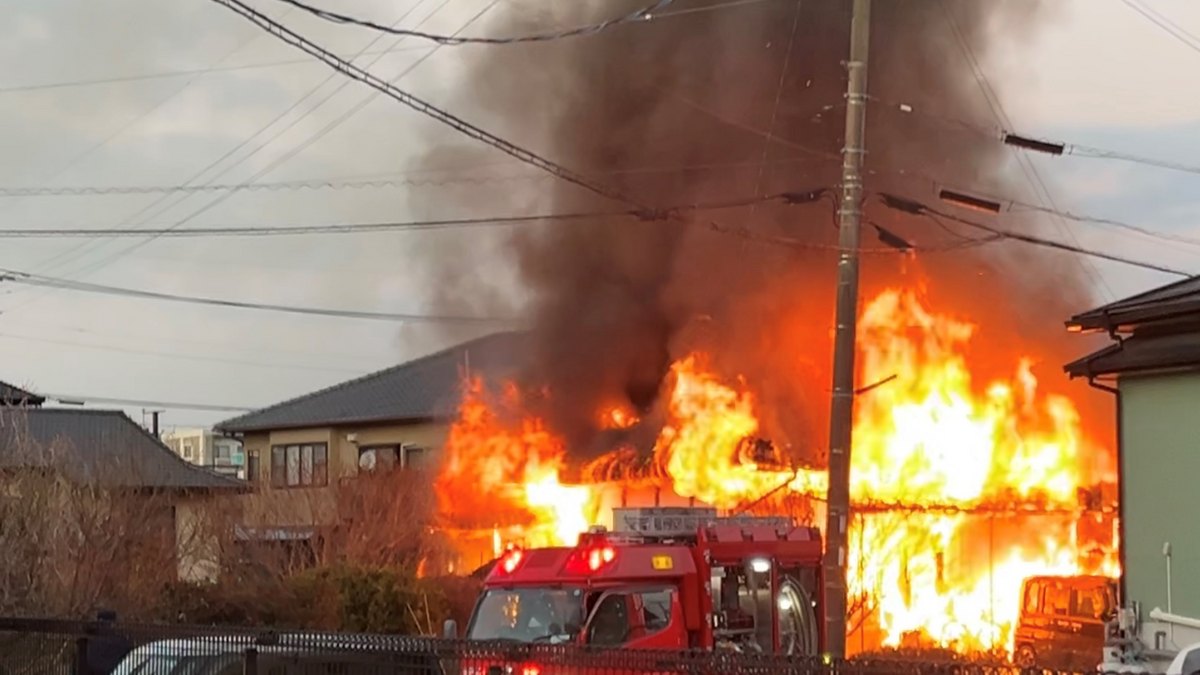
[1120,371,1200,621]
[239,421,449,529]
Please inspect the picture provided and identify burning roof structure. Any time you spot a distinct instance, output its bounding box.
[406,0,1119,658]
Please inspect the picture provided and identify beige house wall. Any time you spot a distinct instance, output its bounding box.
[237,420,449,530]
[175,497,224,583]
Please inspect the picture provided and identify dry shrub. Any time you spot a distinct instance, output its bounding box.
[0,409,180,618]
[329,467,446,570]
[163,566,480,636]
[163,466,478,633]
[1,407,478,633]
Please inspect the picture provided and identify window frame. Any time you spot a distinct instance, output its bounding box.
[270,443,329,488]
[1045,580,1070,616]
[1023,580,1043,614]
[401,444,429,469]
[583,585,677,646]
[631,588,675,636]
[358,445,399,472]
[1069,582,1110,621]
[246,450,260,484]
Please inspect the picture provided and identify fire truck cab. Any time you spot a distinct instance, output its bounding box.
[462,507,824,655]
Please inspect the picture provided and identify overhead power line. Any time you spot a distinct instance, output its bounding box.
[869,157,1200,251]
[0,269,519,325]
[274,0,673,45]
[0,191,824,238]
[1120,0,1200,56]
[874,192,1191,277]
[1008,201,1200,250]
[44,393,255,413]
[0,212,619,238]
[0,44,434,95]
[941,1,1112,299]
[1,0,479,316]
[0,157,826,197]
[0,331,368,375]
[876,96,1200,179]
[0,176,546,197]
[212,0,639,209]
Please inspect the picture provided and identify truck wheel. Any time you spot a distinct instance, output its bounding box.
[1015,644,1036,668]
[778,576,819,656]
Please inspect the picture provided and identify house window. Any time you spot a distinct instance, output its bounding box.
[358,446,398,473]
[247,450,260,483]
[402,445,430,469]
[270,444,328,488]
[182,441,195,461]
[215,444,232,464]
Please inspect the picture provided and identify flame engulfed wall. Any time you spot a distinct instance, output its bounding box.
[435,286,1118,654]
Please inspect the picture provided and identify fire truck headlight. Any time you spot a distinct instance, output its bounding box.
[749,557,771,574]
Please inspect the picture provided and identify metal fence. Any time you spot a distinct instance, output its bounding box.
[0,618,1093,675]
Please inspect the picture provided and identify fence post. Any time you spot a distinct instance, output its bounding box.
[243,648,258,675]
[74,637,89,675]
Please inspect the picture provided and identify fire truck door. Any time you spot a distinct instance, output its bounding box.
[584,592,632,645]
[628,589,685,649]
[583,588,685,649]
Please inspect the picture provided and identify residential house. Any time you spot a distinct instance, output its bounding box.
[214,331,526,565]
[162,427,246,479]
[1065,275,1200,652]
[0,380,45,407]
[0,405,244,589]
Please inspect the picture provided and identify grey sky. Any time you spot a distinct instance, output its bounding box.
[1,0,1197,429]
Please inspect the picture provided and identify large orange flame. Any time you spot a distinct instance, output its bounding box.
[435,380,598,549]
[434,287,1118,654]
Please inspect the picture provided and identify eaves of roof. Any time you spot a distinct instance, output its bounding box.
[215,331,526,434]
[1064,331,1200,379]
[1067,276,1200,333]
[0,408,246,490]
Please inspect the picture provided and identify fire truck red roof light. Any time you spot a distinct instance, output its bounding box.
[563,544,617,575]
[589,546,616,569]
[498,549,524,574]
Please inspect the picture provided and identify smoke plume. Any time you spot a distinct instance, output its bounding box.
[420,0,1108,469]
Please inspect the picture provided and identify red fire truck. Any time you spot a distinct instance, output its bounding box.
[456,507,825,655]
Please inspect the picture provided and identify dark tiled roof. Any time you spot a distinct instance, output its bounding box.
[1064,331,1200,379]
[216,331,528,434]
[0,380,44,406]
[0,408,243,489]
[1067,276,1200,333]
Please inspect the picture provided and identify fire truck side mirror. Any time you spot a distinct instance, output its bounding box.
[443,619,458,639]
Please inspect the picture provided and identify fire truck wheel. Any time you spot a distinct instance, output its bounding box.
[778,576,819,656]
[1014,644,1036,668]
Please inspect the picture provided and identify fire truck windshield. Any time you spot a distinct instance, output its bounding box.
[468,587,584,644]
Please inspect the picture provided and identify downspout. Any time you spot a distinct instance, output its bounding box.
[1087,375,1126,608]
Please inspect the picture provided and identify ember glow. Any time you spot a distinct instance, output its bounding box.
[600,404,639,430]
[435,287,1118,654]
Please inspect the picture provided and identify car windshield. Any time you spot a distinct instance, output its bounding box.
[468,587,584,644]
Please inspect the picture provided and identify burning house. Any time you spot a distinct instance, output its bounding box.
[208,0,1126,660]
[402,0,1120,658]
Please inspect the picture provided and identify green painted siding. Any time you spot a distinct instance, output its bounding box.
[1121,371,1200,618]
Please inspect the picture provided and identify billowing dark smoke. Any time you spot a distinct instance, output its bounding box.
[420,0,1107,468]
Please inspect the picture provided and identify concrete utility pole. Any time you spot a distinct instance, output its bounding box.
[823,0,871,660]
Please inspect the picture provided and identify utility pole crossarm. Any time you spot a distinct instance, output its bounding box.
[823,0,871,660]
